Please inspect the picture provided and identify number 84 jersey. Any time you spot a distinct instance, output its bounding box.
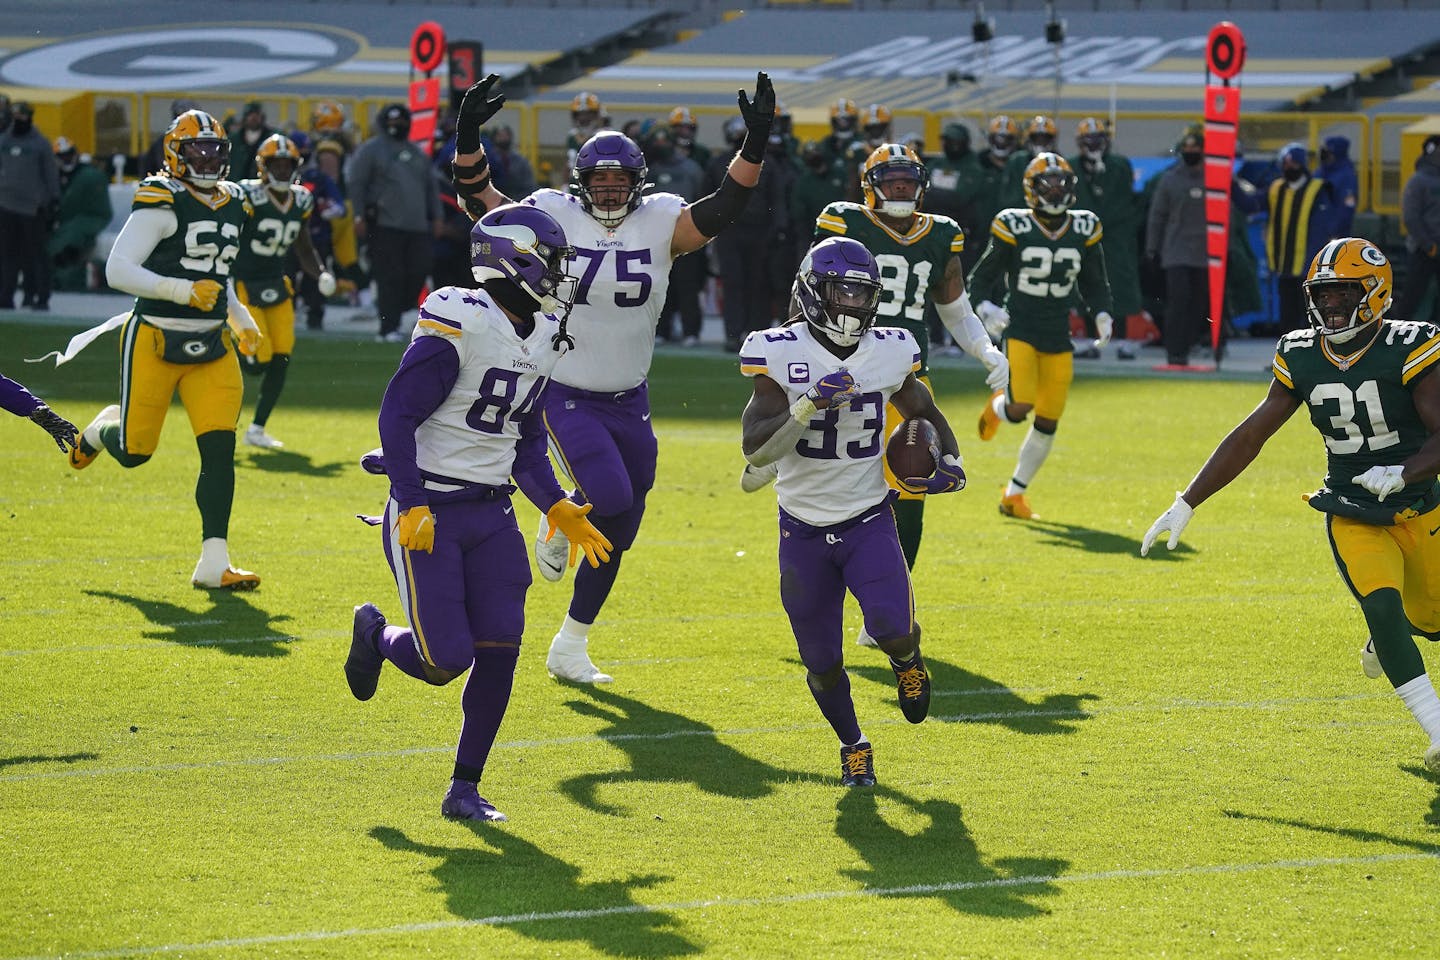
[740,323,920,526]
[1274,320,1440,522]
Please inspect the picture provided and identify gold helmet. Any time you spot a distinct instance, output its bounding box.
[162,109,229,188]
[1076,117,1109,153]
[830,98,859,135]
[1023,152,1076,217]
[668,107,696,129]
[311,100,345,134]
[256,133,301,189]
[987,115,1019,157]
[861,104,892,144]
[571,92,601,119]
[1025,115,1058,153]
[1304,238,1393,341]
[861,143,928,219]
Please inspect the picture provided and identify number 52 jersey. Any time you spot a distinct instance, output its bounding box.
[740,323,920,526]
[1273,319,1440,522]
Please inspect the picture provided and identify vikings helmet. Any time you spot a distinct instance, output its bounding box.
[1304,237,1392,342]
[1023,152,1077,217]
[255,134,301,189]
[572,131,648,229]
[162,110,230,188]
[861,143,928,220]
[471,204,578,318]
[795,237,883,348]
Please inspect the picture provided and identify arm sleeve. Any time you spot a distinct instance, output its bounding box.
[105,207,191,304]
[0,373,43,417]
[1078,238,1114,315]
[376,336,461,510]
[511,410,566,514]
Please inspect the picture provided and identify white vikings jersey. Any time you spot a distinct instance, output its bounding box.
[410,286,564,487]
[524,188,685,392]
[740,323,921,525]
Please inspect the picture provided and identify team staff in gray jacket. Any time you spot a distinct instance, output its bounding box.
[0,101,60,311]
[1145,129,1208,366]
[1396,134,1440,326]
[348,104,441,342]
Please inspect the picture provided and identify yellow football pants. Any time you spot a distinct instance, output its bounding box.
[118,316,243,456]
[1329,504,1440,634]
[1005,338,1073,422]
[237,279,296,363]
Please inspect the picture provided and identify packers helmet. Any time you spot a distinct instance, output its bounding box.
[1023,152,1077,217]
[571,91,601,128]
[1076,117,1109,154]
[256,134,301,189]
[1025,115,1058,153]
[861,104,893,145]
[311,100,345,134]
[987,115,1019,158]
[162,109,230,188]
[669,107,696,130]
[861,143,928,219]
[1304,237,1393,342]
[830,98,859,135]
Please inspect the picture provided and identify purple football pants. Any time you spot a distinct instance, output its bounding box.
[541,380,658,624]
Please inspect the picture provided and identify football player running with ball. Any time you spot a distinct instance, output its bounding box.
[739,237,966,787]
[1143,239,1440,775]
[346,205,612,822]
[68,109,266,589]
[970,152,1114,520]
[232,134,336,450]
[449,72,779,683]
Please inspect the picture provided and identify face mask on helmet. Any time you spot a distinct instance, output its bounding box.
[573,133,648,229]
[1303,239,1392,343]
[1306,281,1369,339]
[867,164,924,218]
[1024,157,1077,217]
[988,132,1016,158]
[795,239,882,348]
[181,140,229,186]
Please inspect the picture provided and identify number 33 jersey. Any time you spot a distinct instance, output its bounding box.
[741,323,920,526]
[1273,320,1440,522]
[411,287,565,487]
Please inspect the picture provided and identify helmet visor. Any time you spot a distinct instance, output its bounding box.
[182,139,229,177]
[820,278,880,321]
[1032,170,1073,207]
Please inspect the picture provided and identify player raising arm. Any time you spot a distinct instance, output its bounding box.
[1142,238,1440,774]
[740,237,965,787]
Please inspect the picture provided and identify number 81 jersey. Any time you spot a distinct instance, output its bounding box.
[741,323,920,526]
[1273,320,1440,522]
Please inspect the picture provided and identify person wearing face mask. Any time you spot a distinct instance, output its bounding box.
[1000,115,1059,209]
[1069,118,1145,359]
[975,116,1018,236]
[1260,142,1335,333]
[1396,134,1440,327]
[706,115,786,352]
[1319,135,1359,237]
[643,125,708,345]
[486,125,536,198]
[668,107,711,171]
[0,101,59,311]
[564,92,605,185]
[227,101,276,182]
[348,103,441,342]
[1145,129,1210,366]
[790,139,848,244]
[47,137,112,291]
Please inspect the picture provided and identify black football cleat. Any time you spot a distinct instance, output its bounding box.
[840,742,876,787]
[345,603,386,701]
[891,644,931,724]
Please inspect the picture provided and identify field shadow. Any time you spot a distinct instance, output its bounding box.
[370,824,699,957]
[847,656,1099,735]
[1399,765,1440,828]
[1016,518,1196,559]
[85,589,296,657]
[0,752,99,771]
[238,449,348,478]
[836,786,1067,918]
[1223,808,1440,850]
[558,686,817,816]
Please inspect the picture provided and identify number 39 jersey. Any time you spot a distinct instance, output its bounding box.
[130,175,252,325]
[233,181,314,283]
[523,188,686,392]
[967,207,1113,354]
[1273,320,1440,522]
[741,323,921,525]
[411,286,565,487]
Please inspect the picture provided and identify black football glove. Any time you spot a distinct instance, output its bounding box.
[456,74,506,154]
[30,404,78,453]
[736,72,775,163]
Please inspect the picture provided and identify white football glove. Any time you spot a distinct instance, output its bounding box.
[1353,464,1406,502]
[980,343,1009,392]
[1141,493,1194,557]
[318,271,337,297]
[1095,311,1114,349]
[977,300,1010,339]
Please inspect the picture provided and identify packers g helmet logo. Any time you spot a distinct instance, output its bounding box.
[260,287,281,304]
[1360,245,1388,267]
[182,339,208,357]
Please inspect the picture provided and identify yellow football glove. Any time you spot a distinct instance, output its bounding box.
[234,327,262,357]
[188,278,223,311]
[396,505,436,553]
[545,499,613,569]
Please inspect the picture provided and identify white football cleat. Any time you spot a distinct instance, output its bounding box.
[855,625,879,648]
[546,637,613,684]
[244,424,284,449]
[192,564,260,590]
[1426,741,1440,776]
[740,461,778,493]
[1361,637,1383,680]
[534,513,567,582]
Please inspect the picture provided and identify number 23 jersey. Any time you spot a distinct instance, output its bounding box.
[1273,320,1440,522]
[741,323,920,526]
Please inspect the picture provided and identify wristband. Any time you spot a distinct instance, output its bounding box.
[790,395,817,424]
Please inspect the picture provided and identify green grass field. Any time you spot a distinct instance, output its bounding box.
[2,319,1437,959]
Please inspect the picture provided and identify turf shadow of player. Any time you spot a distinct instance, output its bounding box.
[85,589,295,657]
[370,824,700,957]
[837,785,1068,918]
[559,686,818,816]
[237,447,348,478]
[1225,804,1440,846]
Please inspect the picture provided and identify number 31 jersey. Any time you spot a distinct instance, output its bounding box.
[740,323,920,526]
[1273,320,1440,522]
[411,286,565,487]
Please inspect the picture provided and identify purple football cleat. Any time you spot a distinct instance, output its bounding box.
[345,603,386,701]
[440,779,508,822]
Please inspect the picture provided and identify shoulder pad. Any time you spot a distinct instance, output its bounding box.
[990,208,1030,242]
[292,185,315,211]
[815,202,859,235]
[1277,328,1319,351]
[415,287,480,339]
[132,177,180,208]
[1069,208,1103,241]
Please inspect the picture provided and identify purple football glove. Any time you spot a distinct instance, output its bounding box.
[809,370,857,406]
[901,454,966,495]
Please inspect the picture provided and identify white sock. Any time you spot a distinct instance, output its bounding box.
[552,615,591,652]
[990,393,1007,418]
[198,537,230,572]
[843,734,869,748]
[1008,426,1054,495]
[1395,674,1440,743]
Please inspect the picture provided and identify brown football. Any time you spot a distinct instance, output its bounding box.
[886,417,940,480]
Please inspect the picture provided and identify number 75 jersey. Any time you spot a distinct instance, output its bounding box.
[1273,320,1440,521]
[740,323,920,526]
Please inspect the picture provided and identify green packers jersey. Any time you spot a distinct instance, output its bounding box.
[130,176,252,323]
[1273,320,1440,524]
[967,206,1113,354]
[233,181,314,283]
[814,201,964,375]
